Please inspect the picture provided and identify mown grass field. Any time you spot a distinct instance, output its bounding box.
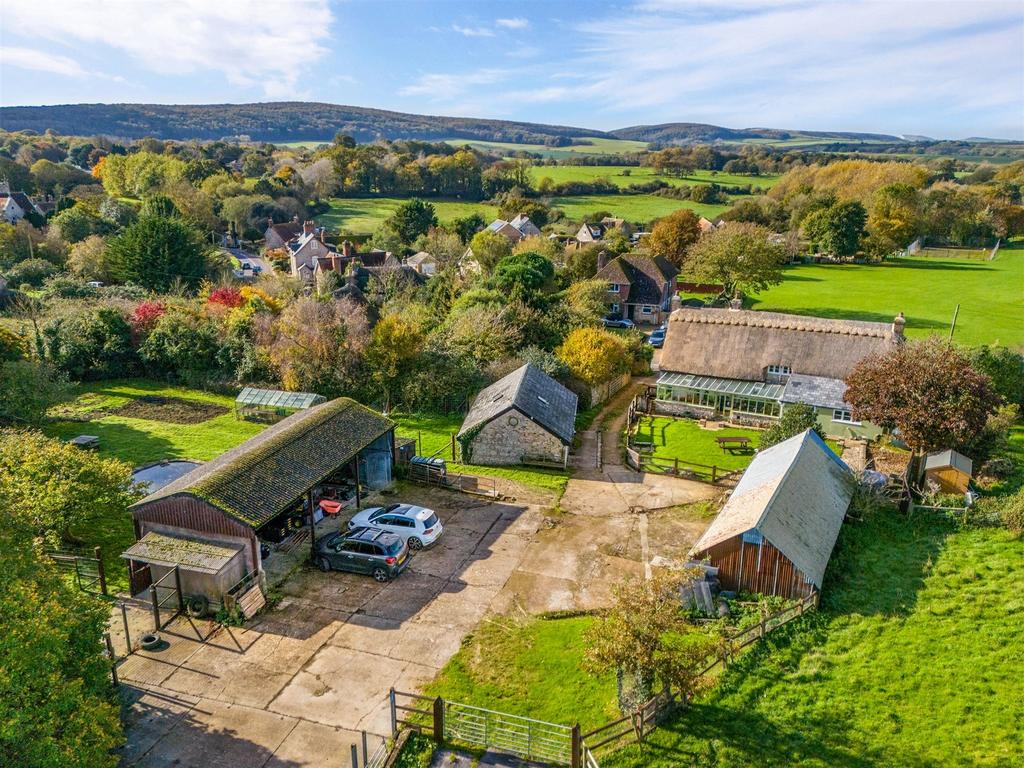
[321,197,499,236]
[419,506,1024,767]
[548,194,731,224]
[445,136,649,157]
[392,412,569,496]
[43,380,267,591]
[529,165,779,190]
[749,245,1024,348]
[635,415,762,472]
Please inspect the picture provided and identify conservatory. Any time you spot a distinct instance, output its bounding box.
[655,373,784,422]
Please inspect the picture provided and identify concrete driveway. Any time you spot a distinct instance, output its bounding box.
[118,489,543,768]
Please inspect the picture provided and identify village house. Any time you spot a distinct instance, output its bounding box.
[123,398,395,607]
[488,213,542,243]
[457,363,578,468]
[656,307,904,439]
[690,429,854,599]
[0,182,43,224]
[264,216,303,250]
[406,251,438,276]
[575,216,635,245]
[698,216,722,234]
[595,252,679,324]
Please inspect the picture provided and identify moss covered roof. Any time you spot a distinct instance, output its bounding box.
[132,398,393,529]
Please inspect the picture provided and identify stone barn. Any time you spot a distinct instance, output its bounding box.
[458,364,577,468]
[689,429,854,599]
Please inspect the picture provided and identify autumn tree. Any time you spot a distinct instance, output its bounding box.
[584,569,719,708]
[759,402,823,449]
[867,183,922,256]
[648,209,702,268]
[557,327,628,385]
[467,229,512,273]
[489,251,555,305]
[845,337,1000,454]
[365,314,426,411]
[0,361,70,427]
[66,235,109,282]
[684,222,784,298]
[802,200,867,257]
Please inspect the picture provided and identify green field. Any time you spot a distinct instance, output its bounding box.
[549,194,731,224]
[321,197,500,236]
[418,505,1024,767]
[749,246,1024,348]
[635,415,763,472]
[445,136,649,158]
[392,412,568,496]
[529,165,779,190]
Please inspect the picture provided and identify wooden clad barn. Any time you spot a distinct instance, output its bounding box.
[124,398,394,604]
[458,364,577,468]
[690,429,854,598]
[923,449,973,494]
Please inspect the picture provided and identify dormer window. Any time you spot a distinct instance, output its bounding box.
[608,283,620,292]
[767,365,791,376]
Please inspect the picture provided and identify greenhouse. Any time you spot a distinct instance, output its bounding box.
[234,387,327,422]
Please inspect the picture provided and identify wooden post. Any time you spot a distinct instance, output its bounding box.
[354,457,362,507]
[94,546,107,596]
[450,433,456,461]
[674,457,678,474]
[121,603,132,655]
[432,696,444,743]
[173,565,184,614]
[417,430,422,457]
[759,616,766,639]
[711,465,718,483]
[571,723,582,768]
[150,587,160,632]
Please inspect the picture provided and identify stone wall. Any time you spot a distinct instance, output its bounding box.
[467,409,566,466]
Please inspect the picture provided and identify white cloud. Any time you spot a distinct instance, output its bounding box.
[452,24,495,37]
[399,69,508,100]
[496,17,530,29]
[0,46,88,77]
[1,0,333,98]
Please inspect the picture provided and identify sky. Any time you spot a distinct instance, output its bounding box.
[1,0,1022,139]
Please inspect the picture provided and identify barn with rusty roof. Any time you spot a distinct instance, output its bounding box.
[123,398,394,604]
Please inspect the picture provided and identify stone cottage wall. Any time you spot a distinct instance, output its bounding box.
[468,409,566,466]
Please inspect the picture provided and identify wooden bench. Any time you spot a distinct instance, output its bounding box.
[715,436,751,453]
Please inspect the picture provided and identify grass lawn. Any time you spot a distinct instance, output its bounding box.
[42,379,267,592]
[320,197,500,236]
[444,136,649,158]
[529,165,779,190]
[424,615,618,732]
[548,194,731,225]
[420,506,1024,767]
[636,415,762,473]
[392,412,569,497]
[749,245,1024,348]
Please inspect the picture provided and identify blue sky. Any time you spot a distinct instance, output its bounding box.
[1,0,1022,139]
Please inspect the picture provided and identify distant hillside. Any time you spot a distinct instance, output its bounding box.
[610,122,905,145]
[0,102,610,144]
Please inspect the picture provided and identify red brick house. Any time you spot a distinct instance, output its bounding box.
[595,253,679,324]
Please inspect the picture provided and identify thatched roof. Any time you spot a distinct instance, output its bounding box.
[690,430,854,588]
[459,364,578,445]
[660,308,902,381]
[132,398,393,529]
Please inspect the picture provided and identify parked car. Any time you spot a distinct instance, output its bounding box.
[647,328,666,347]
[315,527,410,582]
[603,317,636,329]
[348,503,443,550]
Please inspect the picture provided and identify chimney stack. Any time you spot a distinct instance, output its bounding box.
[302,220,315,236]
[729,294,743,311]
[597,250,609,271]
[342,240,352,258]
[892,312,906,339]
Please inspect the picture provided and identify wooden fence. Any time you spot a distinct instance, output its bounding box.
[407,463,498,498]
[625,446,740,485]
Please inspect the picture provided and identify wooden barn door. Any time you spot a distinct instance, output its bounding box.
[127,559,152,596]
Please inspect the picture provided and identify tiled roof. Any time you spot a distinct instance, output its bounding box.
[781,374,849,411]
[132,398,394,529]
[459,364,578,445]
[595,254,678,305]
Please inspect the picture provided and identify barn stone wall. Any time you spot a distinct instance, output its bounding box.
[468,409,566,466]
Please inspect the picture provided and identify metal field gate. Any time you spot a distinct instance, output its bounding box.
[444,701,573,765]
[47,547,107,595]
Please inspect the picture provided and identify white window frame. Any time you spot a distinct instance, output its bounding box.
[608,282,620,293]
[832,409,861,425]
[610,302,620,314]
[767,364,791,376]
[641,305,654,315]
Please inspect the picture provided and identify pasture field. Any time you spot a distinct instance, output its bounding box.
[528,165,779,190]
[548,194,731,224]
[748,245,1024,348]
[417,504,1024,768]
[444,136,649,157]
[320,197,500,236]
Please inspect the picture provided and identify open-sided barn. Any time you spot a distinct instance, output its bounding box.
[690,429,854,599]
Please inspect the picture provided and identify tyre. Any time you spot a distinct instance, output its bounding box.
[407,537,423,551]
[317,557,331,572]
[185,595,209,618]
[372,567,390,583]
[140,632,161,651]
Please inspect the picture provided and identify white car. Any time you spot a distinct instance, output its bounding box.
[347,503,443,550]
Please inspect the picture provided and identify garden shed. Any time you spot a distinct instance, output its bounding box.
[923,449,973,494]
[124,398,394,604]
[235,387,326,422]
[458,363,577,468]
[690,429,854,599]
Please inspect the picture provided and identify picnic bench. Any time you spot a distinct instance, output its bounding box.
[716,435,751,453]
